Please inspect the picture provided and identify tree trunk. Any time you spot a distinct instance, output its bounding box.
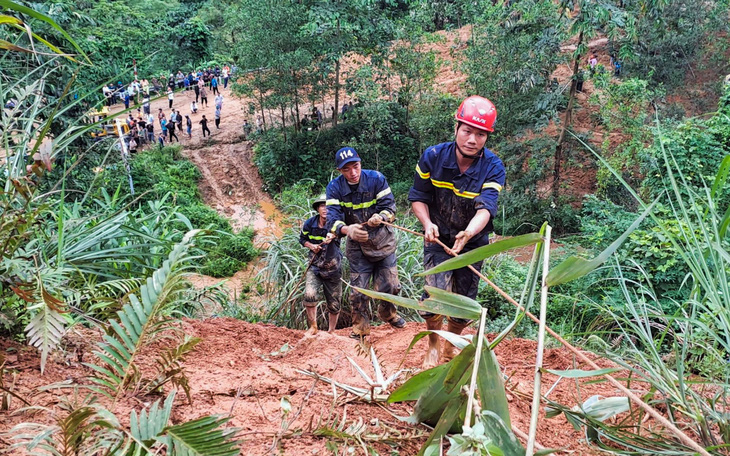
[293,70,301,132]
[257,69,267,132]
[280,104,287,142]
[333,58,340,127]
[553,30,583,197]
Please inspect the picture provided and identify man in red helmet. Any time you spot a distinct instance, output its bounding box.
[408,95,506,368]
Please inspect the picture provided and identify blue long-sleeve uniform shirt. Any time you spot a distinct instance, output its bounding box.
[299,214,341,274]
[408,142,505,248]
[325,169,397,236]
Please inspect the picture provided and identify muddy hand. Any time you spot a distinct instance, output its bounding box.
[451,229,473,254]
[424,222,439,243]
[346,224,368,243]
[367,213,384,228]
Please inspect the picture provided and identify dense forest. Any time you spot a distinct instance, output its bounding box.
[2,0,730,454]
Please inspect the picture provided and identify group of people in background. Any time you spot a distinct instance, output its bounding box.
[99,64,236,151]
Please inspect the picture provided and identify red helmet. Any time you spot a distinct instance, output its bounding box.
[455,96,497,132]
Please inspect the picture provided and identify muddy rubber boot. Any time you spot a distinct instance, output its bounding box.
[304,302,318,336]
[422,315,443,369]
[442,318,469,362]
[328,313,339,333]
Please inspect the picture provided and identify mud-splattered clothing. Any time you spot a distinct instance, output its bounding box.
[408,142,505,249]
[325,170,400,335]
[299,215,342,313]
[408,142,505,320]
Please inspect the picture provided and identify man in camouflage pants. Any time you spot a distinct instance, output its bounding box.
[300,195,342,334]
[326,146,406,338]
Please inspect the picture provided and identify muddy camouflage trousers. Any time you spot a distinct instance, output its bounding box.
[304,268,342,314]
[419,243,484,325]
[348,248,401,336]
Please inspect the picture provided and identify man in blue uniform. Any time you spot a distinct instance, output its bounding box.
[300,194,342,334]
[326,146,406,338]
[408,96,506,368]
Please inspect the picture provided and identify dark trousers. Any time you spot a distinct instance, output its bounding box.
[202,126,211,137]
[215,118,220,129]
[347,247,400,336]
[168,129,178,142]
[201,96,207,107]
[419,243,484,325]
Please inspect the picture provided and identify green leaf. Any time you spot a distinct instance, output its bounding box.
[710,154,730,200]
[543,368,621,378]
[546,201,655,286]
[164,415,240,456]
[0,0,90,62]
[417,394,467,456]
[419,233,543,276]
[352,285,481,320]
[479,411,525,456]
[477,345,511,428]
[409,346,473,430]
[388,363,450,403]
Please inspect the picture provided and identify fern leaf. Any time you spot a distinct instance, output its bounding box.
[164,415,240,456]
[141,336,201,401]
[126,391,176,455]
[25,303,66,374]
[85,232,200,404]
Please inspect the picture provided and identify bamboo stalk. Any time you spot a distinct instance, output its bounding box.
[526,225,551,455]
[382,221,711,456]
[464,307,488,429]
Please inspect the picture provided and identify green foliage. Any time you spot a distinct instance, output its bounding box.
[201,230,258,278]
[589,77,660,202]
[619,0,728,88]
[408,93,460,154]
[578,195,639,250]
[641,100,730,203]
[464,0,566,136]
[255,102,419,192]
[9,390,241,456]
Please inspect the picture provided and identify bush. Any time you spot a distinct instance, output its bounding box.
[180,204,231,233]
[201,230,258,278]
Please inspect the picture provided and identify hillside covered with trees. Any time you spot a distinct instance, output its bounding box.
[2,0,730,454]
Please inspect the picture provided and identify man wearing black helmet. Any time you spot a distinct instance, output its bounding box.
[409,95,506,368]
[299,194,342,334]
[325,147,406,338]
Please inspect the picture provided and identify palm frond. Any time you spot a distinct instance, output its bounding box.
[126,391,176,455]
[86,230,201,405]
[140,335,201,402]
[24,286,67,374]
[164,415,240,456]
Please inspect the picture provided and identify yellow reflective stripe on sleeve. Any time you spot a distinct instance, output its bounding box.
[482,182,503,192]
[326,199,340,206]
[379,210,393,221]
[331,220,346,233]
[430,178,480,199]
[340,199,377,210]
[416,164,430,179]
[302,231,309,235]
[376,187,392,199]
[308,235,326,241]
